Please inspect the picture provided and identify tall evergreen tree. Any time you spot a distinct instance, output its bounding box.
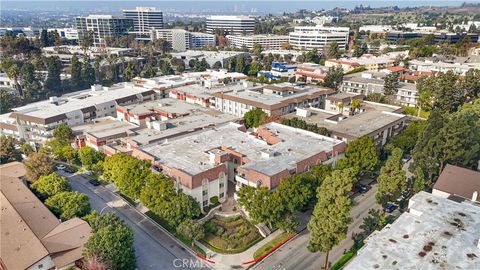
[82,56,96,86]
[383,73,400,96]
[70,53,83,89]
[44,57,62,94]
[308,169,355,270]
[376,147,407,206]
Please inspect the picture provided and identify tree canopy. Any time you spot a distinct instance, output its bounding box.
[24,152,54,182]
[244,108,267,129]
[45,191,91,220]
[376,147,407,206]
[83,212,136,270]
[31,172,71,200]
[336,136,378,177]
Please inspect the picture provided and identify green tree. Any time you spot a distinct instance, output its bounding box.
[31,172,71,199]
[53,123,73,146]
[45,191,91,220]
[322,66,344,91]
[307,169,355,270]
[160,60,174,75]
[24,152,54,182]
[83,212,136,270]
[352,42,368,57]
[276,174,313,213]
[383,73,400,96]
[326,41,340,59]
[103,153,149,200]
[44,57,62,94]
[376,147,407,206]
[387,120,427,154]
[244,108,267,129]
[336,136,378,177]
[78,147,105,170]
[141,63,156,78]
[0,135,21,163]
[20,62,43,101]
[359,209,387,237]
[70,53,83,89]
[176,219,205,246]
[462,69,480,99]
[237,185,284,228]
[82,56,96,87]
[434,71,463,113]
[123,61,138,81]
[236,54,246,74]
[247,61,263,76]
[140,173,200,226]
[54,145,79,163]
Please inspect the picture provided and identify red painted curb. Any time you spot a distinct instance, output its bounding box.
[242,235,295,265]
[196,253,216,264]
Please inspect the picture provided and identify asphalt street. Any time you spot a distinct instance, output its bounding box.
[252,184,380,270]
[62,172,208,270]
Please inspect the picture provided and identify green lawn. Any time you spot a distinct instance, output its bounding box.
[253,232,295,259]
[201,215,263,254]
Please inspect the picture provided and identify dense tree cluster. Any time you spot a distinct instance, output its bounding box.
[336,136,379,177]
[244,108,268,129]
[31,172,71,200]
[281,117,330,136]
[376,147,407,206]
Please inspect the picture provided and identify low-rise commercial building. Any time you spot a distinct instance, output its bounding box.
[258,62,297,79]
[0,162,92,270]
[289,26,349,51]
[285,99,408,146]
[133,122,346,209]
[227,34,289,50]
[211,83,335,117]
[433,164,480,203]
[344,191,480,270]
[0,83,155,143]
[206,15,256,35]
[325,53,406,72]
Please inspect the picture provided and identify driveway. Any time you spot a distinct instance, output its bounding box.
[61,172,209,270]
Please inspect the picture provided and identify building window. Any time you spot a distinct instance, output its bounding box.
[219,192,224,198]
[220,183,224,188]
[202,190,208,196]
[38,264,43,269]
[203,200,208,206]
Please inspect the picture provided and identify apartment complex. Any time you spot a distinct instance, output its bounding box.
[289,26,349,51]
[211,83,335,117]
[152,29,216,51]
[206,15,256,35]
[295,63,329,83]
[170,50,249,68]
[286,98,408,146]
[75,15,133,47]
[325,54,403,72]
[258,62,298,80]
[409,59,480,75]
[0,162,92,270]
[0,83,155,143]
[123,7,163,39]
[342,72,418,107]
[345,191,480,270]
[133,122,346,209]
[227,34,289,50]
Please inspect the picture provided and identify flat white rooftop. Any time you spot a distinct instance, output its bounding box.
[345,191,480,270]
[139,122,343,176]
[11,83,152,120]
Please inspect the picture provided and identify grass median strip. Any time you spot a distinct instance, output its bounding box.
[253,231,295,259]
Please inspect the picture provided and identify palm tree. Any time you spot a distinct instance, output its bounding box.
[337,102,344,114]
[350,99,362,115]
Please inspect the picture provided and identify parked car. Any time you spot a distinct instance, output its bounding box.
[63,167,74,173]
[56,164,66,171]
[401,155,411,163]
[359,184,370,193]
[89,179,100,186]
[385,202,397,213]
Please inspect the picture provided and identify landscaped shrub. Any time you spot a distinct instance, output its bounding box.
[210,196,219,205]
[215,227,224,236]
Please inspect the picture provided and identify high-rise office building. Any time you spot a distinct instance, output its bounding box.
[152,29,216,51]
[123,7,164,40]
[289,26,350,51]
[206,16,255,35]
[75,15,133,47]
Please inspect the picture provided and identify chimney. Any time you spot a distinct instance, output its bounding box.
[472,191,478,202]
